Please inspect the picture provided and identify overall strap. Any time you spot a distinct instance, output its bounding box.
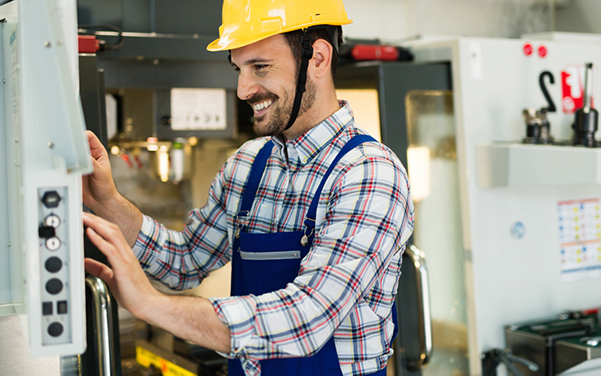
[303,135,376,231]
[238,140,274,219]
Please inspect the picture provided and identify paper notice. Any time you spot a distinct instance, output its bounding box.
[558,198,601,282]
[171,88,227,131]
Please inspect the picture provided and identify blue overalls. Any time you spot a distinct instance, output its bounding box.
[228,135,396,376]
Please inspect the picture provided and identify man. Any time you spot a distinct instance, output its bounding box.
[82,0,414,375]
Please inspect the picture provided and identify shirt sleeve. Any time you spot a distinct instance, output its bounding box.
[210,151,414,364]
[132,163,232,291]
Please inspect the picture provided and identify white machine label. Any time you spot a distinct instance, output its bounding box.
[558,198,601,282]
[170,88,227,131]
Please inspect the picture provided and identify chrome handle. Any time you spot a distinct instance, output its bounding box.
[85,275,116,376]
[505,350,539,372]
[405,245,433,371]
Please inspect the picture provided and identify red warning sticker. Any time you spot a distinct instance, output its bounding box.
[561,64,596,114]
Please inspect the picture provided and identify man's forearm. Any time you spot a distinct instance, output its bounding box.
[82,212,230,353]
[140,293,231,354]
[91,194,144,247]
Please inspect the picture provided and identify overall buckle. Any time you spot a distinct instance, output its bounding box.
[235,211,250,238]
[301,217,316,246]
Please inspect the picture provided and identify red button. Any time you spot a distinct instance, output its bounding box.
[523,43,533,56]
[538,45,548,58]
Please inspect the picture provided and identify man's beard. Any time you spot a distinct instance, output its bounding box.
[250,78,316,137]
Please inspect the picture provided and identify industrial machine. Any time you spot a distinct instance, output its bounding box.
[0,0,97,374]
[401,34,601,375]
[21,2,600,376]
[9,1,598,375]
[336,32,601,375]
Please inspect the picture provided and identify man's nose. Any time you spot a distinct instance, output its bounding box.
[237,72,259,101]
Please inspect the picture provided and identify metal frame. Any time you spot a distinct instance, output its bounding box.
[98,57,237,90]
[79,54,109,149]
[91,35,239,141]
[78,51,123,376]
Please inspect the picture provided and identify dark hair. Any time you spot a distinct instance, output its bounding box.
[282,26,343,78]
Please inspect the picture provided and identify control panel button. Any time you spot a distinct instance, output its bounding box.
[57,300,68,314]
[45,214,61,228]
[46,278,63,295]
[47,322,64,337]
[42,302,53,316]
[45,237,61,251]
[45,257,62,273]
[38,225,56,239]
[41,191,61,208]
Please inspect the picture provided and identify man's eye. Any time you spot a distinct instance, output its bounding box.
[255,64,268,71]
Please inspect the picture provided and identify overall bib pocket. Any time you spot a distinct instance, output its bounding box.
[235,230,309,295]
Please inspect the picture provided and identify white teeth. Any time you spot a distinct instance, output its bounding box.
[253,100,272,112]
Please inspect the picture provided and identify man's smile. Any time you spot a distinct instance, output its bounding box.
[251,99,274,116]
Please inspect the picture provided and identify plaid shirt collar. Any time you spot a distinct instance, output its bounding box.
[271,100,354,169]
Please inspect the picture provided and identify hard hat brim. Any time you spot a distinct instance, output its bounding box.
[207,19,353,52]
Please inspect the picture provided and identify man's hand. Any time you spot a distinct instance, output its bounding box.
[83,212,232,353]
[83,212,160,318]
[83,131,143,246]
[83,131,119,212]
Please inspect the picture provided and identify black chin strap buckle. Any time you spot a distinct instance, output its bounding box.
[300,34,314,60]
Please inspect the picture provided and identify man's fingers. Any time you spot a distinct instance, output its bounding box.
[82,157,100,179]
[89,155,101,170]
[84,258,114,283]
[83,213,128,248]
[86,130,107,159]
[85,226,123,266]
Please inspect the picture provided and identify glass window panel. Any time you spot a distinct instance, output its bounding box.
[406,91,469,376]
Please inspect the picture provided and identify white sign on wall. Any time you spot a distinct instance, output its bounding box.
[171,88,227,131]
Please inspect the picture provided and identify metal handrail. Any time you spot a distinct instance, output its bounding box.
[85,275,116,376]
[405,245,433,371]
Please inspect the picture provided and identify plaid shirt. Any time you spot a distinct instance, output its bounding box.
[133,101,414,376]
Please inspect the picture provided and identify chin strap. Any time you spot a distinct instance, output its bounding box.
[284,32,314,131]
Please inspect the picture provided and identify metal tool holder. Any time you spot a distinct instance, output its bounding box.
[505,311,600,375]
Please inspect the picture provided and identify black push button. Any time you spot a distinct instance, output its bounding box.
[42,302,53,316]
[47,322,63,337]
[57,300,68,314]
[46,278,63,295]
[41,191,61,208]
[45,257,62,273]
[38,225,56,239]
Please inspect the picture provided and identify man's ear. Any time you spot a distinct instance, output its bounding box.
[310,38,333,79]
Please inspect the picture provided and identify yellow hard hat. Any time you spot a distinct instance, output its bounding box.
[207,0,353,52]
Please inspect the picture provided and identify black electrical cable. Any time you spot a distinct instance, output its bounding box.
[78,24,124,50]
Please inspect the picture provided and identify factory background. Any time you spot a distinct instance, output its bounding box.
[2,1,601,376]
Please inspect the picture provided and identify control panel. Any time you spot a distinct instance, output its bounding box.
[38,187,72,345]
[0,0,92,359]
